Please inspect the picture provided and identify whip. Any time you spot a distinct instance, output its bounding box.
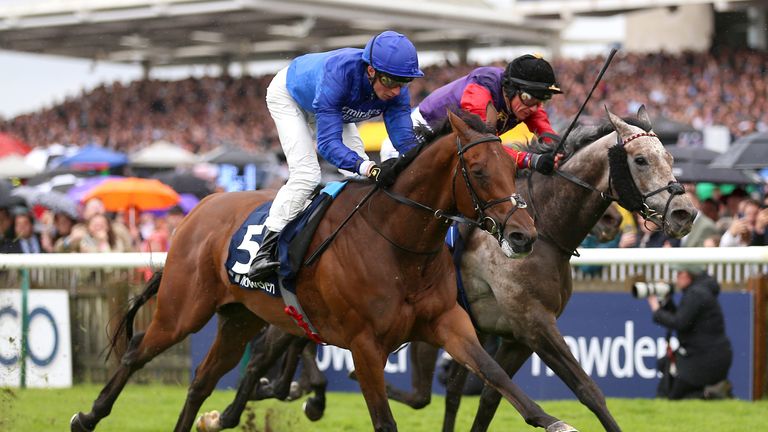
[555,47,618,155]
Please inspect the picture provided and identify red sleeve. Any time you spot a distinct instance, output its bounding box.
[460,83,493,121]
[524,109,556,144]
[503,146,531,170]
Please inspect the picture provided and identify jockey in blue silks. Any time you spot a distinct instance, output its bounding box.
[248,30,424,281]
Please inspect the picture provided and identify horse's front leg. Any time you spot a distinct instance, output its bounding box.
[529,318,621,432]
[470,338,534,432]
[350,337,398,432]
[430,305,577,432]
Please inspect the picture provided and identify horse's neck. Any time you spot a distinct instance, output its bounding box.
[368,135,458,249]
[528,139,613,252]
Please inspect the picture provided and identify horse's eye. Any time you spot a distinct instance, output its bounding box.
[471,169,488,180]
[634,156,648,166]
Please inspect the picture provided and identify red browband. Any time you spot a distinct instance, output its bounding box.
[622,132,658,145]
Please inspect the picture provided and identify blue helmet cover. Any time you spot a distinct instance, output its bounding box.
[362,30,424,79]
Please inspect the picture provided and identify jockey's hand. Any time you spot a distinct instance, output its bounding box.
[530,153,555,175]
[554,153,564,169]
[375,158,399,187]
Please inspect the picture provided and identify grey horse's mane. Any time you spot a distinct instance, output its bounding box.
[526,116,652,157]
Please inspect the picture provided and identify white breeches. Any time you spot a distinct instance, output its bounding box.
[379,107,429,161]
[264,67,368,232]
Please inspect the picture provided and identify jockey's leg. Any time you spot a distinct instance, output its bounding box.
[249,67,321,281]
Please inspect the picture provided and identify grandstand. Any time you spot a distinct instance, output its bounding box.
[1,1,767,154]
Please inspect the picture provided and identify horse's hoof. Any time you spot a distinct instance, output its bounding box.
[70,413,93,432]
[195,411,222,432]
[303,398,325,422]
[546,420,578,432]
[287,381,301,400]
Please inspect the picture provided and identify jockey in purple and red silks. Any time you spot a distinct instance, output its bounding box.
[381,54,563,175]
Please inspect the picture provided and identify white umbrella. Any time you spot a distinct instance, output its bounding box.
[129,140,199,168]
[0,154,42,178]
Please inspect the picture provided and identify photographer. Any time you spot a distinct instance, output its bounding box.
[646,263,732,400]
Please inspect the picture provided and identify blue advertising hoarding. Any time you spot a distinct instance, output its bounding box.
[190,292,752,399]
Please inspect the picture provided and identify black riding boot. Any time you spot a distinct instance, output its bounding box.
[248,229,280,281]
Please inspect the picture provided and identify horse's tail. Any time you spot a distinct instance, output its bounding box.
[106,269,163,360]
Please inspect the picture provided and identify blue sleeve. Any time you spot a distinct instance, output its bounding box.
[383,90,418,154]
[313,69,366,173]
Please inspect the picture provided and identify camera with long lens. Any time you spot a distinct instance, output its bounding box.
[627,274,674,299]
[632,281,674,298]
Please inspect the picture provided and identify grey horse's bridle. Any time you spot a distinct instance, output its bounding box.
[555,130,685,232]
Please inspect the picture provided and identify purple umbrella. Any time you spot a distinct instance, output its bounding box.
[67,175,124,203]
[146,193,199,217]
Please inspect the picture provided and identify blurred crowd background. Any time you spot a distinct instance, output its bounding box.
[1,46,768,265]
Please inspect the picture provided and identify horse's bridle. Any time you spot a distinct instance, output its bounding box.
[554,129,685,232]
[378,134,527,248]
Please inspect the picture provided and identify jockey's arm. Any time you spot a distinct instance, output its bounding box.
[460,83,493,122]
[313,74,369,174]
[383,93,418,154]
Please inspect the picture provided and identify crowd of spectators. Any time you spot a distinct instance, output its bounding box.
[2,47,768,156]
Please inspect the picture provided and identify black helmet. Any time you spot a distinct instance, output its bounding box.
[503,54,562,101]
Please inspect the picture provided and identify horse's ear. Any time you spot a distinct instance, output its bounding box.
[604,105,634,138]
[447,111,471,141]
[636,104,652,129]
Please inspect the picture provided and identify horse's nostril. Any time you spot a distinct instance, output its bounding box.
[671,209,695,224]
[509,231,537,248]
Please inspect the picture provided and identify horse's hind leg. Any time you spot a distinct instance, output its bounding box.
[71,284,217,432]
[176,303,264,432]
[429,305,575,432]
[387,341,439,409]
[442,357,469,432]
[301,343,327,421]
[211,326,302,430]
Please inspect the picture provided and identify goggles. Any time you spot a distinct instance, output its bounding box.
[378,72,412,89]
[518,90,550,107]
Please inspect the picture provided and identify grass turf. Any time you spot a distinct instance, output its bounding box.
[1,384,765,431]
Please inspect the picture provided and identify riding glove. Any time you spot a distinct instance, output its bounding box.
[530,153,555,175]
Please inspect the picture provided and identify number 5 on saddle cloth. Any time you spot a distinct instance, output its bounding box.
[224,181,348,342]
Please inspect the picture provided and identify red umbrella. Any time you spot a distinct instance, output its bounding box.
[0,132,32,157]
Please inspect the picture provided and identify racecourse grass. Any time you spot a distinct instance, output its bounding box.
[1,384,766,431]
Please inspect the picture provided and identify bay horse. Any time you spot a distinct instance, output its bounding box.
[384,106,696,432]
[70,112,579,432]
[193,202,622,430]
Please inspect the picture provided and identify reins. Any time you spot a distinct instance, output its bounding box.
[306,132,529,262]
[371,135,527,252]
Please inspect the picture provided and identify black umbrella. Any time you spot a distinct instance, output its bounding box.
[0,179,24,209]
[152,172,214,200]
[665,145,760,184]
[652,117,699,145]
[671,160,760,184]
[665,145,719,163]
[709,132,768,169]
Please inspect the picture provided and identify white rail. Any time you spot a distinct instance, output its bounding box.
[0,247,766,269]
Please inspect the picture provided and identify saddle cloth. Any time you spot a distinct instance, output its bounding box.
[224,181,348,296]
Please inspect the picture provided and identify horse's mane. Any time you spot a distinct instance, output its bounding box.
[525,116,652,157]
[415,111,494,144]
[376,111,492,179]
